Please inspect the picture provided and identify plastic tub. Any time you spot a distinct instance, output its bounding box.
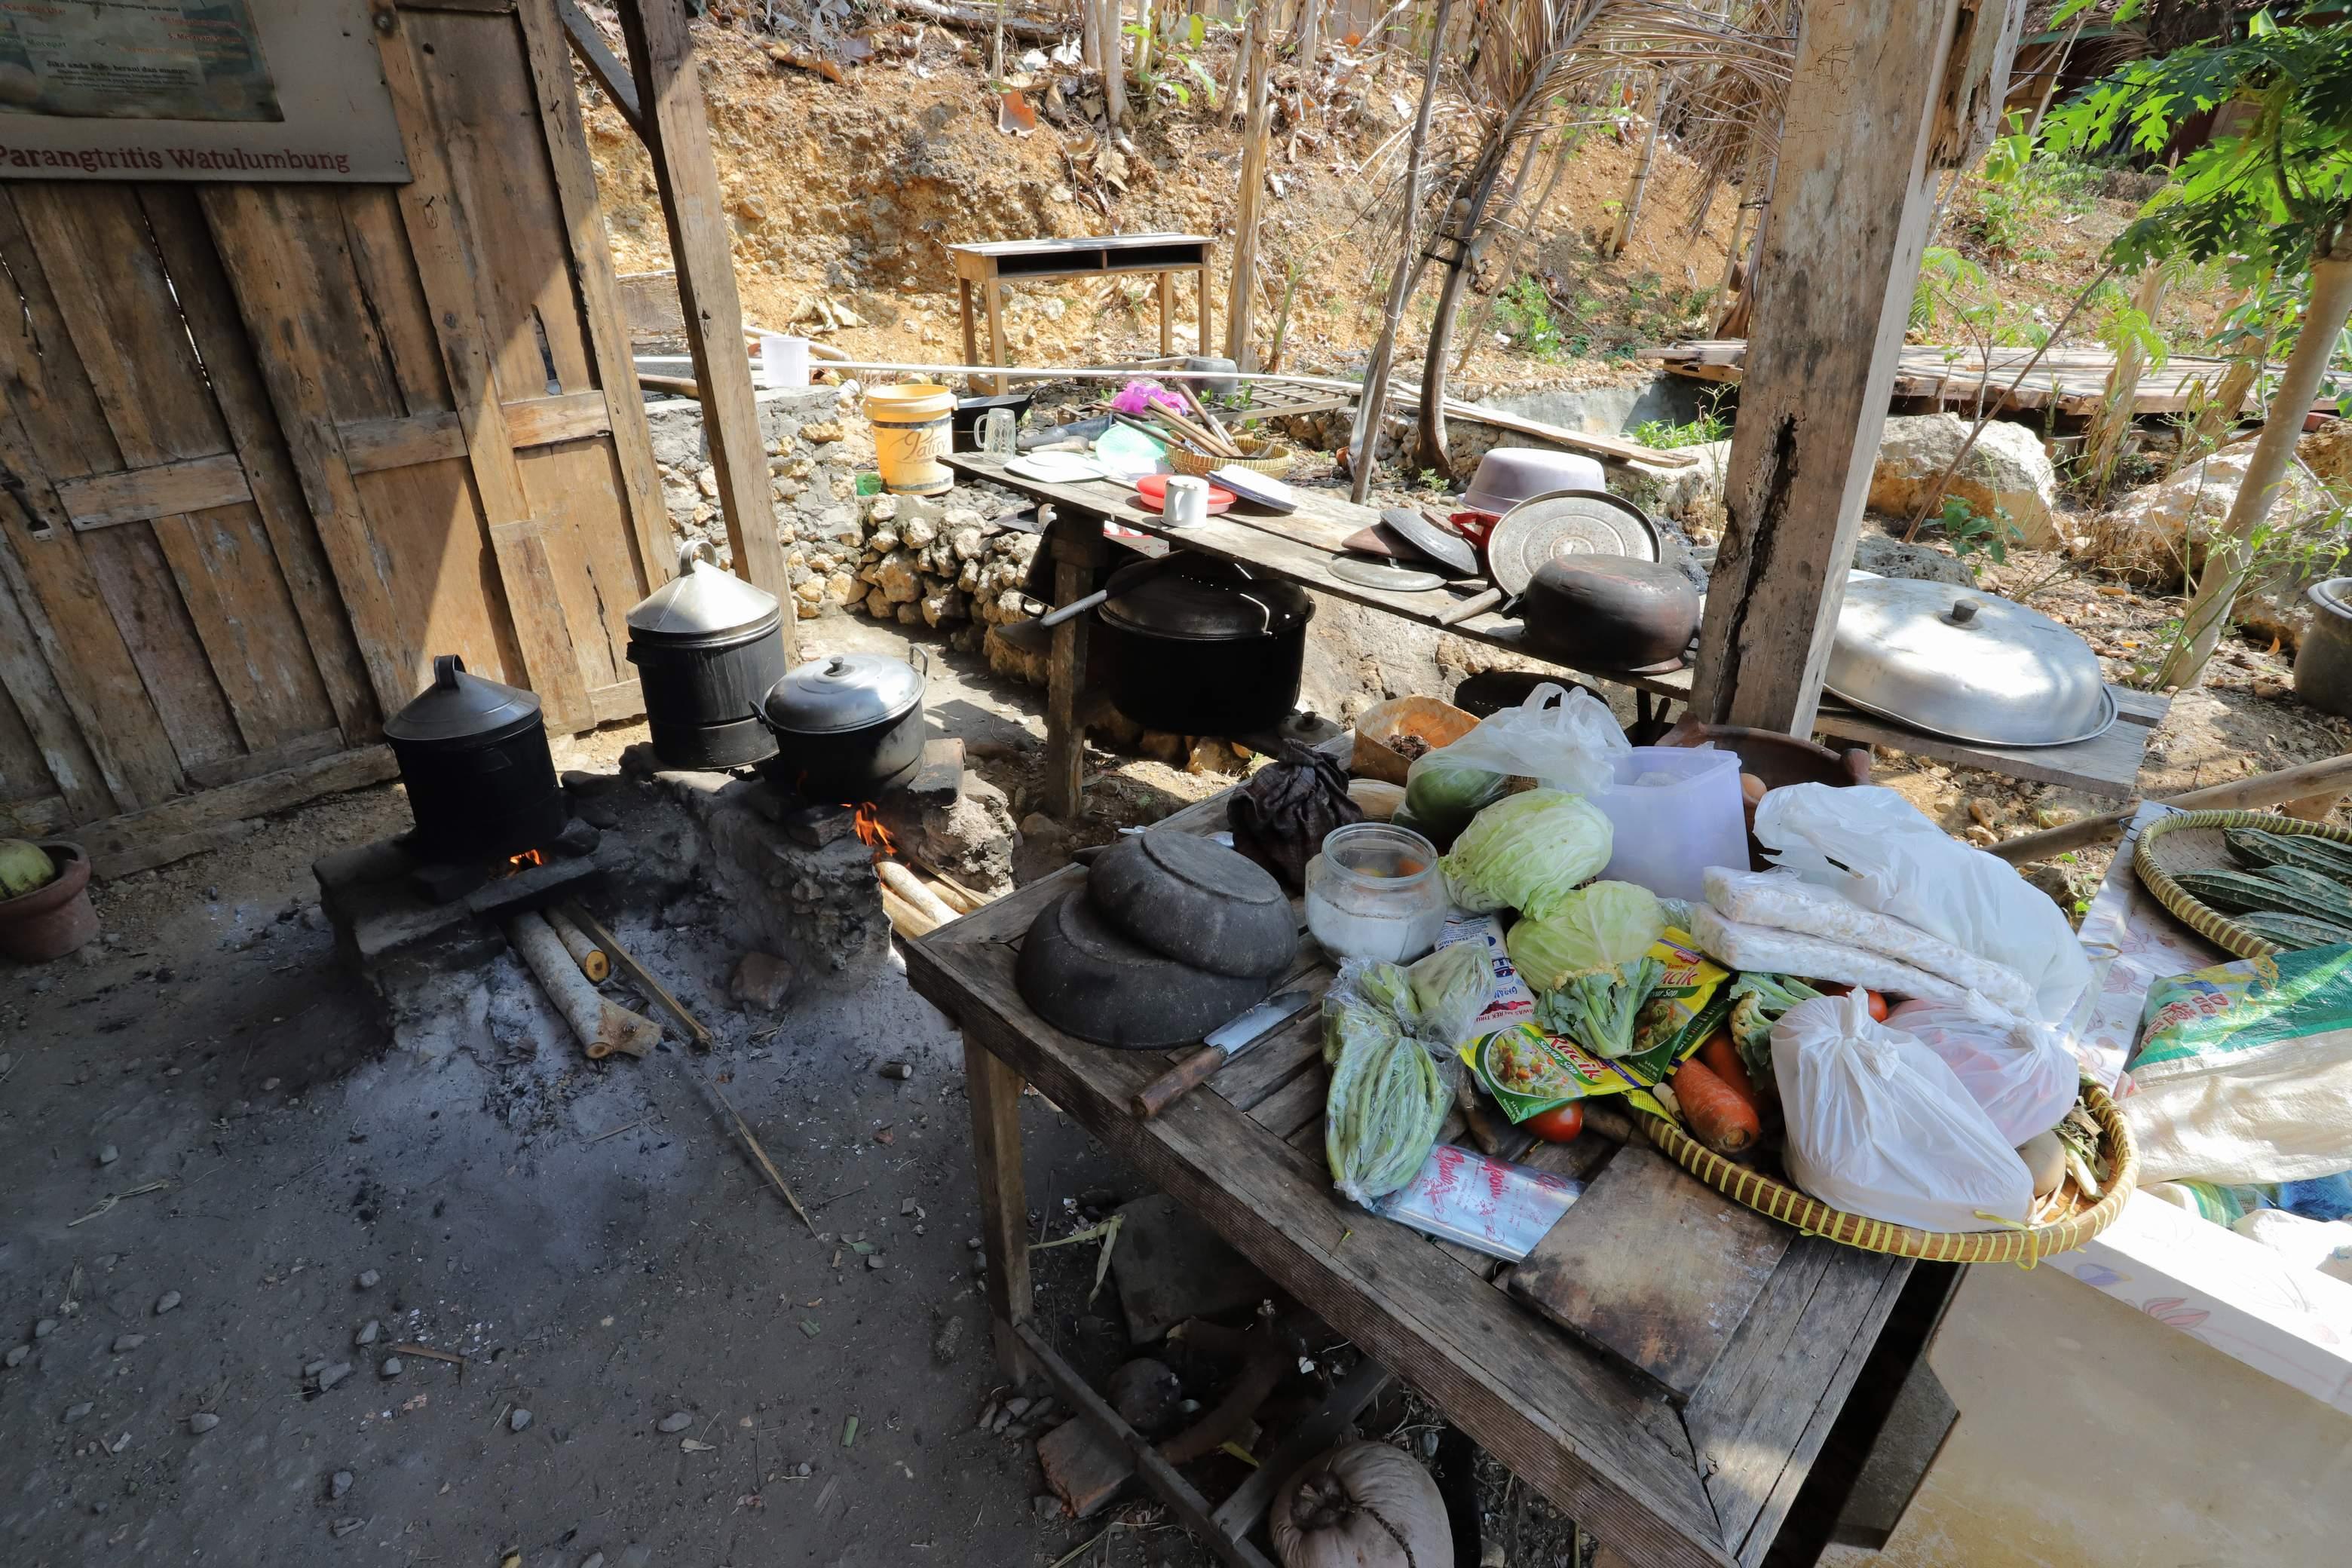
[865,383,955,495]
[1588,746,1749,902]
[759,333,810,389]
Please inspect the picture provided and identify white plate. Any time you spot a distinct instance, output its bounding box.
[1209,465,1298,512]
[1006,452,1106,483]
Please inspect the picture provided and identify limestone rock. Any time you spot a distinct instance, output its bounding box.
[1852,532,1974,586]
[985,623,1049,687]
[877,550,923,603]
[902,514,939,550]
[2301,418,2352,488]
[730,950,801,1010]
[1868,415,2062,550]
[1012,811,1071,885]
[864,586,893,619]
[801,421,846,444]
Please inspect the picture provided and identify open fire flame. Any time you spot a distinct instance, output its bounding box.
[853,803,894,860]
[507,848,544,873]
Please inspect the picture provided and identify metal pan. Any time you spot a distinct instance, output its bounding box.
[1483,489,1661,596]
[1378,508,1480,576]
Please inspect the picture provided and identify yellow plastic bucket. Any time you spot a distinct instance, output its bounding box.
[865,383,955,496]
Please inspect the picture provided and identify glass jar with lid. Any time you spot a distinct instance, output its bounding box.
[1305,822,1448,964]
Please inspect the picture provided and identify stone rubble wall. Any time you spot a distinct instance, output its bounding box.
[642,384,1041,653]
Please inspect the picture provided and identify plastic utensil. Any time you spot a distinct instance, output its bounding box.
[1587,746,1749,902]
[1094,421,1170,477]
[1135,473,1236,513]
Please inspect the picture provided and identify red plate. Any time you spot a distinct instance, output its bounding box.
[1134,473,1237,515]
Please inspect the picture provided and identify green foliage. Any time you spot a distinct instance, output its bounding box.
[1933,497,2024,568]
[1493,274,1568,360]
[2041,8,2352,280]
[1912,247,1988,332]
[1631,388,1732,451]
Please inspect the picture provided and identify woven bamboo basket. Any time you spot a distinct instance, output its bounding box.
[2133,807,2352,960]
[1168,436,1296,477]
[1636,1076,2137,1265]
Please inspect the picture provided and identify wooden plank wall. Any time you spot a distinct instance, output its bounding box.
[0,0,666,871]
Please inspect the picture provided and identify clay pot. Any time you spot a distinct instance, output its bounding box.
[0,840,100,963]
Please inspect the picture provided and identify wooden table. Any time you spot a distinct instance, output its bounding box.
[945,452,2166,810]
[949,234,1214,394]
[903,790,1937,1568]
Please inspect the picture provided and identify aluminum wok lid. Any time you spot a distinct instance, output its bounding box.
[384,654,543,745]
[1098,553,1312,642]
[1825,577,2115,748]
[626,541,782,645]
[760,652,926,734]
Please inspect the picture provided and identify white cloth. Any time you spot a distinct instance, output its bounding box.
[1705,867,2038,1018]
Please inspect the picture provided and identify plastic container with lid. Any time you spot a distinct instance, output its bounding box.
[1305,822,1449,963]
[1588,746,1749,903]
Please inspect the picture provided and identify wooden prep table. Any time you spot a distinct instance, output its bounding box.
[902,788,1949,1568]
[946,451,2166,813]
[949,234,1215,394]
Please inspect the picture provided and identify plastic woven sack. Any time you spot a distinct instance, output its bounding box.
[1772,993,2034,1232]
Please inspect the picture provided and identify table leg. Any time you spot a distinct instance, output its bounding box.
[958,277,979,372]
[982,277,1011,396]
[1196,263,1211,360]
[1159,268,1174,358]
[1043,510,1107,821]
[963,1031,1036,1380]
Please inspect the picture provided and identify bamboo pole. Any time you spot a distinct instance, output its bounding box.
[1606,72,1669,259]
[1990,753,2352,865]
[1345,0,1451,503]
[2081,262,2172,502]
[1101,0,1126,126]
[1224,2,1276,368]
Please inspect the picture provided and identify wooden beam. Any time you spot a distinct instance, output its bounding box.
[613,0,792,607]
[55,452,252,531]
[556,0,642,134]
[79,743,400,879]
[1689,0,1970,736]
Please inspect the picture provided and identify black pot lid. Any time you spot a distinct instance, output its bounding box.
[627,542,780,642]
[1015,887,1275,1048]
[1098,553,1312,642]
[761,652,925,734]
[384,654,541,743]
[1087,830,1299,978]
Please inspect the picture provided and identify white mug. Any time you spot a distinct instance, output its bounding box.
[1162,474,1210,528]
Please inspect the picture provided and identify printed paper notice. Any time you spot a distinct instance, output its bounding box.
[0,2,281,123]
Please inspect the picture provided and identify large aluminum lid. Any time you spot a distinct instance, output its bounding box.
[384,654,541,743]
[1826,577,2116,747]
[760,652,925,734]
[1098,553,1312,642]
[626,542,780,645]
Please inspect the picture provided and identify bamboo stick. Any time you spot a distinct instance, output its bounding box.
[1224,3,1275,367]
[1989,753,2352,865]
[879,859,961,926]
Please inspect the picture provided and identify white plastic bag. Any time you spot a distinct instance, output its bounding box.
[1773,993,2034,1232]
[1704,867,2038,1018]
[1753,784,2090,1025]
[1885,999,2078,1145]
[1406,683,1628,798]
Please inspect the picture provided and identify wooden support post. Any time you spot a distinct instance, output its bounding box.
[613,0,792,614]
[965,1033,1037,1379]
[1043,508,1108,820]
[1100,0,1126,127]
[1690,0,1995,737]
[982,277,1011,396]
[556,0,641,135]
[1158,268,1175,357]
[1197,262,1212,359]
[1224,3,1275,369]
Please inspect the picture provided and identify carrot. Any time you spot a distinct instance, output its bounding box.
[1669,1058,1762,1157]
[1697,1030,1758,1107]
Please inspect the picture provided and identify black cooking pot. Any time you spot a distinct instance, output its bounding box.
[1090,553,1312,737]
[753,651,929,801]
[384,655,568,862]
[1520,556,1701,670]
[626,543,789,769]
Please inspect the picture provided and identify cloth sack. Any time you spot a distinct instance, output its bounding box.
[1773,993,2034,1232]
[1885,999,2079,1146]
[1752,784,2090,1024]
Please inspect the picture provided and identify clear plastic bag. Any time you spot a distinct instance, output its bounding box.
[1772,993,2034,1232]
[1884,999,2078,1146]
[1752,784,2090,1025]
[1399,684,1628,842]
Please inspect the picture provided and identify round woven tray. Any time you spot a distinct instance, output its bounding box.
[1636,1077,2136,1264]
[1168,438,1295,477]
[2133,807,2352,960]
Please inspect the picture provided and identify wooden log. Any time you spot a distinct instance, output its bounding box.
[881,884,941,939]
[559,901,712,1049]
[556,0,641,133]
[1689,2,1972,736]
[509,910,658,1059]
[545,905,611,981]
[1223,3,1274,369]
[1989,752,2352,865]
[879,859,960,926]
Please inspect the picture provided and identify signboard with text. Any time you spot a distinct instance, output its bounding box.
[0,0,409,182]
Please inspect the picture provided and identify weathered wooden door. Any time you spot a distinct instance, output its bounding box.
[0,0,668,872]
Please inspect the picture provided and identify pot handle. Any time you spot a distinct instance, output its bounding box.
[433,654,466,689]
[1036,588,1109,629]
[678,537,718,576]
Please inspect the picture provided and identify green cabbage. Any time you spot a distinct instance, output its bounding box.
[1405,942,1495,1048]
[1398,754,1510,844]
[0,838,56,899]
[1505,881,1665,991]
[1439,790,1612,920]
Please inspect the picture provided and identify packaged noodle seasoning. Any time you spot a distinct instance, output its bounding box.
[1461,928,1729,1122]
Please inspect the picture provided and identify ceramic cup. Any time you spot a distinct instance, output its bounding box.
[1162,474,1210,528]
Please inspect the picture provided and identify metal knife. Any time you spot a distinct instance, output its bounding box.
[1132,989,1315,1119]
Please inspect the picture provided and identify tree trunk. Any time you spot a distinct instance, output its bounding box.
[1225,4,1276,367]
[1414,150,1514,479]
[1346,0,1451,503]
[1453,139,1570,375]
[1225,2,1255,121]
[1297,0,1325,73]
[2081,262,2170,503]
[2158,253,2352,690]
[1100,0,1126,127]
[1606,72,1668,259]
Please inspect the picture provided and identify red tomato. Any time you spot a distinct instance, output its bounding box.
[1813,982,1888,1021]
[1524,1102,1585,1143]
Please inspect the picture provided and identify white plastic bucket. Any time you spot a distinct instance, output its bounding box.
[1589,746,1748,902]
[760,333,810,389]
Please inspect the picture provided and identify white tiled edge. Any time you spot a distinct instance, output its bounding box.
[2047,801,2352,1415]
